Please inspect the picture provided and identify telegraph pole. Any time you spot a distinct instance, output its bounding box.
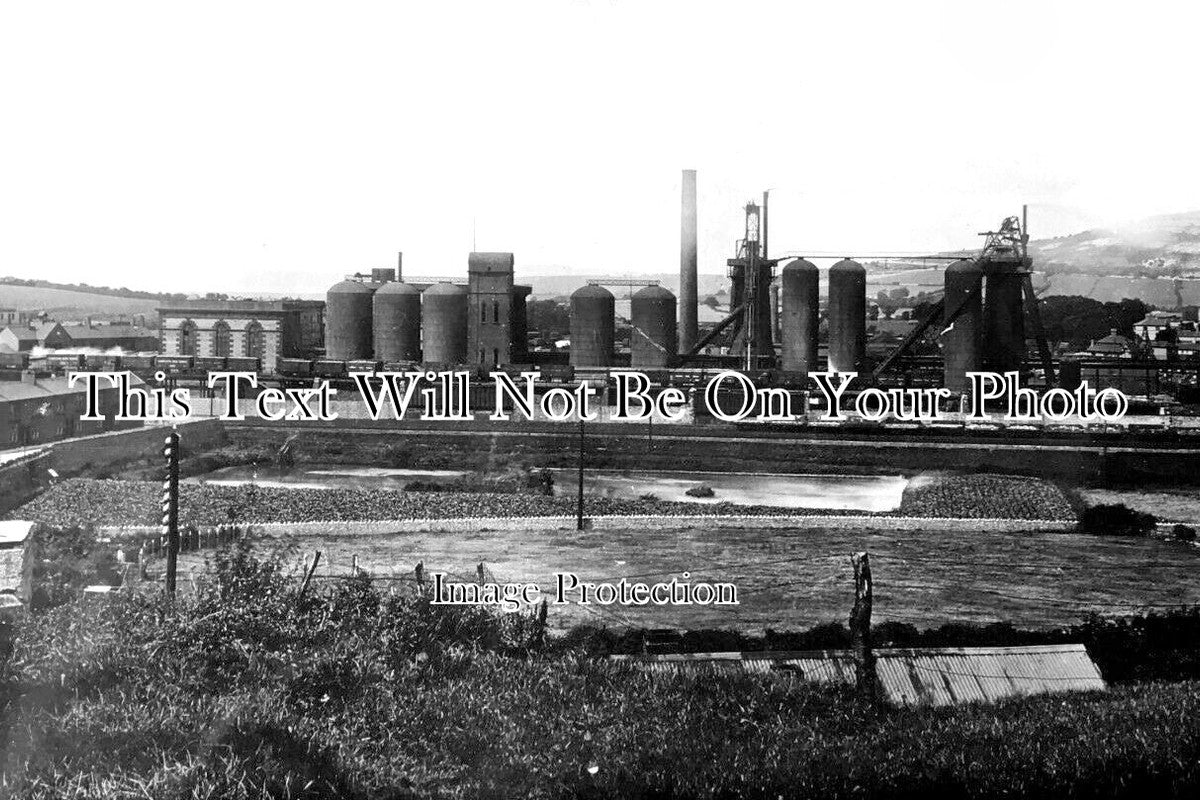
[162,430,180,596]
[576,417,585,531]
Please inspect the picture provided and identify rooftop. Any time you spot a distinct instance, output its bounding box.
[0,373,144,402]
[0,521,35,546]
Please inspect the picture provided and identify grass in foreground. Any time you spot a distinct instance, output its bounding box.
[1,543,1198,799]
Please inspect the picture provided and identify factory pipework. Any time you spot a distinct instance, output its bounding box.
[679,169,698,353]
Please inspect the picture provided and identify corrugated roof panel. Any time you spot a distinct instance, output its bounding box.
[611,644,1106,707]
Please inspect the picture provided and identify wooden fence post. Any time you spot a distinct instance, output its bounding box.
[533,599,548,650]
[298,550,322,597]
[849,551,877,703]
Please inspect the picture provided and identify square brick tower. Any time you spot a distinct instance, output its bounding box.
[467,252,515,367]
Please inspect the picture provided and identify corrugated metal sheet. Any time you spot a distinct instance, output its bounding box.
[610,644,1105,707]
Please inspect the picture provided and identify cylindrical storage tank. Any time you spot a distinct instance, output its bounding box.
[781,258,820,374]
[1059,360,1082,391]
[422,283,468,365]
[373,281,422,362]
[827,258,866,373]
[325,279,375,360]
[631,285,677,368]
[942,259,983,393]
[983,269,1026,374]
[570,285,615,367]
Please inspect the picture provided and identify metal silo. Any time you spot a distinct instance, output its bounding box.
[983,266,1026,374]
[422,282,468,365]
[827,258,866,373]
[630,285,677,368]
[373,280,422,363]
[942,259,983,393]
[780,258,819,374]
[326,279,375,360]
[570,284,615,367]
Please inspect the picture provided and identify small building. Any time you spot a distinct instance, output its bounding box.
[0,325,40,353]
[0,321,157,353]
[157,299,325,363]
[38,322,158,352]
[0,372,142,447]
[0,520,36,616]
[1087,329,1137,359]
[1133,311,1183,342]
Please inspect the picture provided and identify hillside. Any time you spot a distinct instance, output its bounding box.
[1030,210,1200,277]
[0,283,163,318]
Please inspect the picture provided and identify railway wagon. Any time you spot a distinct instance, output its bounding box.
[226,356,260,372]
[45,353,85,371]
[277,357,314,377]
[83,354,122,371]
[121,354,157,372]
[0,351,30,372]
[156,355,195,374]
[313,359,348,378]
[194,356,228,373]
[347,360,383,374]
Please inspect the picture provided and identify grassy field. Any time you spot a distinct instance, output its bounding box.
[4,555,1199,799]
[177,523,1200,632]
[1081,488,1200,524]
[0,283,162,316]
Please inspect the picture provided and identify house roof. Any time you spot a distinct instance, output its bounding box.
[610,644,1106,707]
[1135,312,1182,328]
[0,373,144,402]
[0,521,34,546]
[53,324,154,341]
[1088,332,1135,354]
[1,326,39,344]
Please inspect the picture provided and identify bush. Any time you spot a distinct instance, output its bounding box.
[1173,524,1197,542]
[685,484,715,498]
[28,526,121,611]
[1079,503,1158,537]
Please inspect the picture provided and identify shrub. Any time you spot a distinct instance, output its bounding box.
[1079,503,1158,537]
[28,526,120,611]
[1173,524,1197,542]
[685,484,715,498]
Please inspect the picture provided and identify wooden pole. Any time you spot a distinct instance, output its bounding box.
[576,417,585,531]
[534,599,548,650]
[849,551,877,703]
[162,431,180,596]
[298,550,321,597]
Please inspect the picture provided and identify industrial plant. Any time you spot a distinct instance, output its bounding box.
[3,170,1191,425]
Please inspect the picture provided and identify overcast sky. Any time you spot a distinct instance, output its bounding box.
[2,1,1198,295]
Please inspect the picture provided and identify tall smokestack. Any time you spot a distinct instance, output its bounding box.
[679,169,698,352]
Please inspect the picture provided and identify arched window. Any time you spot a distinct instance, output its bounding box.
[179,320,197,356]
[244,320,265,359]
[213,320,232,357]
[492,300,501,324]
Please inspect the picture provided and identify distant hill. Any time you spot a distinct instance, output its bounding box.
[0,283,165,318]
[1029,211,1200,277]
